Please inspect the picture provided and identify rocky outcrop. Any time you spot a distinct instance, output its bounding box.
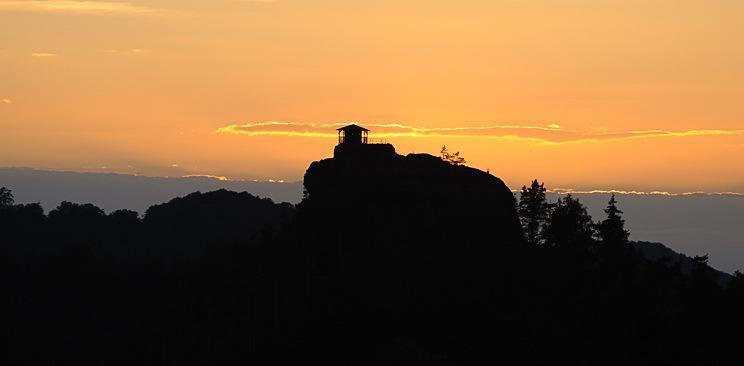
[280,144,525,360]
[300,143,524,258]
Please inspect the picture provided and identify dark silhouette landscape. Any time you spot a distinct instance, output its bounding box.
[4,133,744,365]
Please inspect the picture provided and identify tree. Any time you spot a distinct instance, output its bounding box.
[543,194,595,249]
[0,187,13,207]
[597,194,630,247]
[440,146,466,166]
[518,179,551,246]
[690,254,721,291]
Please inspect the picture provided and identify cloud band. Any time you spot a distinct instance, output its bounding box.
[215,121,744,145]
[0,1,161,15]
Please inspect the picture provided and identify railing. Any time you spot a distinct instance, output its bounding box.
[338,136,388,144]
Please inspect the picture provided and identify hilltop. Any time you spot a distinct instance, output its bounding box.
[300,143,523,252]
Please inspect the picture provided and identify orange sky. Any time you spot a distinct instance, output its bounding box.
[1,0,743,193]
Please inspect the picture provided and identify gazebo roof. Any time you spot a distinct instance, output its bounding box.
[337,124,369,132]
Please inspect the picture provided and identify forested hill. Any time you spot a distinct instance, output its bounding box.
[3,147,744,365]
[0,167,303,212]
[632,241,734,286]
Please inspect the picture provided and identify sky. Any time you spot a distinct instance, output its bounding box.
[1,0,744,193]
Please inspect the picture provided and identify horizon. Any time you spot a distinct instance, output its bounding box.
[4,165,744,197]
[4,164,744,274]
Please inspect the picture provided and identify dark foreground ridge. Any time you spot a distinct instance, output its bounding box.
[3,141,744,365]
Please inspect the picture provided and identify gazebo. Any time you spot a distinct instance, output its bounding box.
[337,124,369,145]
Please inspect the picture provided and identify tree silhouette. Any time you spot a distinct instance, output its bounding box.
[597,194,630,247]
[517,179,551,246]
[0,187,13,207]
[440,145,466,166]
[543,194,595,249]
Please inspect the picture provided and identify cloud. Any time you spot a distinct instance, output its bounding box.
[31,52,57,58]
[510,187,744,197]
[182,174,229,181]
[0,1,162,15]
[546,188,744,197]
[2,98,11,104]
[215,121,744,145]
[99,48,145,55]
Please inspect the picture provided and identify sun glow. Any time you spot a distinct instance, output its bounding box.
[2,0,744,193]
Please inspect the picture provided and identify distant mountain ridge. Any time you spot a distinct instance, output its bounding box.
[3,166,743,273]
[0,167,303,213]
[633,241,734,286]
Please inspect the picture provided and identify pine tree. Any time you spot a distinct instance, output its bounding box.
[544,194,595,249]
[0,187,13,208]
[517,180,551,246]
[597,194,630,246]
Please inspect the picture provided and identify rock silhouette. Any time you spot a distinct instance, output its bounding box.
[286,143,524,363]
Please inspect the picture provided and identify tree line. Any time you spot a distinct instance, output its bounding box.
[517,179,629,248]
[3,176,744,365]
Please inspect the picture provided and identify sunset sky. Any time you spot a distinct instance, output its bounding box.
[2,0,743,193]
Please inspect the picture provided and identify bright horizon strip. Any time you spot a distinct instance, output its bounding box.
[216,122,744,146]
[543,189,744,197]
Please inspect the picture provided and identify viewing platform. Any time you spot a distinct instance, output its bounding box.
[334,124,396,159]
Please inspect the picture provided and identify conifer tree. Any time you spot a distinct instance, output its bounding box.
[518,180,551,246]
[597,194,630,246]
[0,187,13,208]
[544,194,595,249]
